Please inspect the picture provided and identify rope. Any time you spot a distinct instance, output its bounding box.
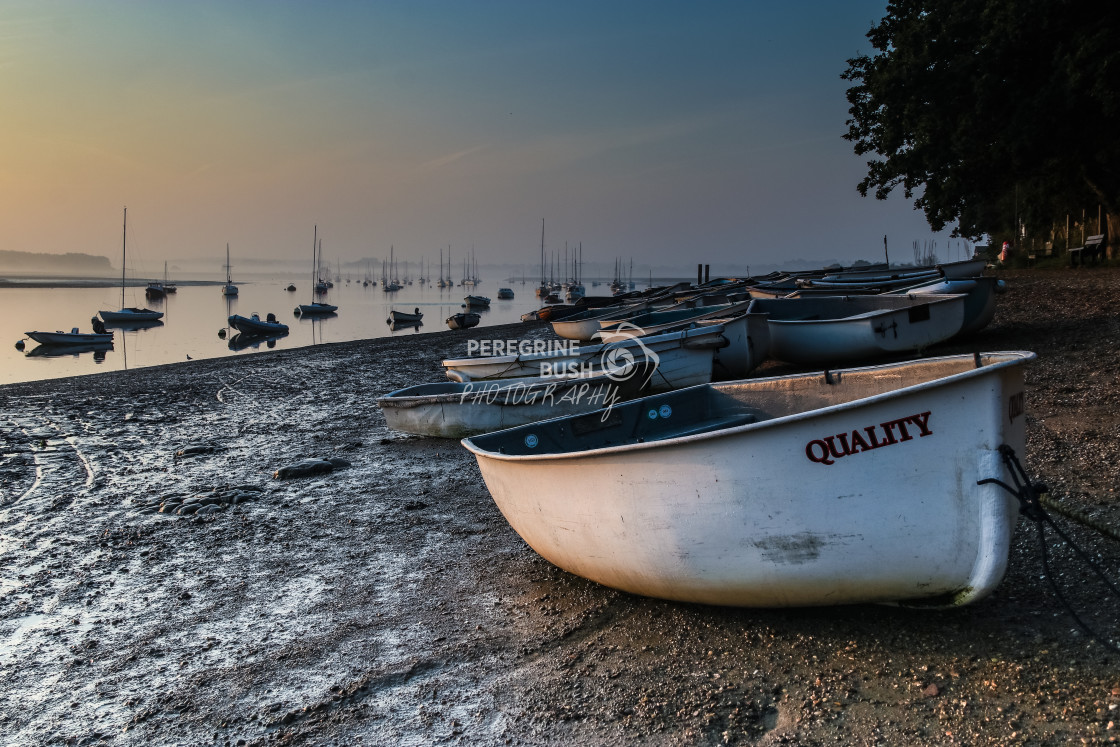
[978,444,1120,654]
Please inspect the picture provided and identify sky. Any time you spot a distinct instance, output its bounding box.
[0,1,972,277]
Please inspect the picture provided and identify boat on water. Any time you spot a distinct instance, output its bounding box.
[228,313,289,336]
[222,243,238,296]
[388,307,423,324]
[463,351,1035,608]
[497,288,515,300]
[295,302,338,316]
[443,323,730,392]
[99,207,165,323]
[447,312,481,330]
[745,294,966,365]
[25,328,113,346]
[294,226,339,316]
[378,368,650,439]
[145,281,166,299]
[162,262,177,293]
[464,295,491,308]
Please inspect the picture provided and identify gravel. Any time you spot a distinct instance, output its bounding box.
[1,267,1118,746]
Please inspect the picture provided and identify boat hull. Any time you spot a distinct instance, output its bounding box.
[26,330,113,345]
[442,325,729,391]
[378,374,645,438]
[388,310,423,323]
[748,294,965,364]
[464,352,1034,607]
[99,308,164,322]
[228,314,290,336]
[295,303,338,316]
[447,312,481,330]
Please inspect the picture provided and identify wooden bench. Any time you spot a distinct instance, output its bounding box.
[1070,234,1105,267]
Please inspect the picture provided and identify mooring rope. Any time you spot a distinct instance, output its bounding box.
[978,444,1120,654]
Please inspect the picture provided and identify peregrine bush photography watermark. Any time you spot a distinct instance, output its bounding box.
[455,323,660,420]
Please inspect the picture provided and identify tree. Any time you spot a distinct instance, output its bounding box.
[842,0,1120,243]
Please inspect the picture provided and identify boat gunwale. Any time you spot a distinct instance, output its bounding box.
[440,323,728,369]
[755,293,965,326]
[461,350,1036,461]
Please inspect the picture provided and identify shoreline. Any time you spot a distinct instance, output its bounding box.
[1,268,1118,745]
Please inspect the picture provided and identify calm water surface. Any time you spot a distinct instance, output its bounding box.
[1,276,542,385]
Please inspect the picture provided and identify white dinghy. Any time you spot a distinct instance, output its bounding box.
[746,294,965,365]
[463,351,1035,608]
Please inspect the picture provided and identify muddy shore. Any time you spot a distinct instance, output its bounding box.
[2,268,1119,746]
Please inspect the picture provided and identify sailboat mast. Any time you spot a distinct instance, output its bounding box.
[310,225,317,304]
[121,206,127,308]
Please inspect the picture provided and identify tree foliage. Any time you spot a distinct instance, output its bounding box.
[842,0,1120,239]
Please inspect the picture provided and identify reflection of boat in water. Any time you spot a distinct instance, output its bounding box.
[294,310,337,323]
[100,318,164,332]
[388,320,423,333]
[227,331,288,351]
[26,341,113,360]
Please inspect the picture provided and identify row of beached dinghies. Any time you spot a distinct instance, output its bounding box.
[377,256,1036,609]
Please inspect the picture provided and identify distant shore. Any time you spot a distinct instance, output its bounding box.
[0,277,226,289]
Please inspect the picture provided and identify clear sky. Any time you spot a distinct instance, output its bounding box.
[0,1,969,275]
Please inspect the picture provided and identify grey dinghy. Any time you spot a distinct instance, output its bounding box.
[745,293,966,365]
[442,323,740,389]
[377,370,648,439]
[463,351,1035,608]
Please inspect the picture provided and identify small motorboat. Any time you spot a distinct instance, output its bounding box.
[447,312,481,330]
[388,307,423,324]
[25,328,113,346]
[463,351,1036,608]
[295,302,338,316]
[228,312,289,336]
[463,295,491,308]
[497,288,515,300]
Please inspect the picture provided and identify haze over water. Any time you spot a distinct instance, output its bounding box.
[1,276,547,386]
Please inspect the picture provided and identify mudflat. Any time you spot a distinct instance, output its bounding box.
[1,268,1118,746]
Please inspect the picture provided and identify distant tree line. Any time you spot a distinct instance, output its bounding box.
[842,0,1119,256]
[0,250,113,274]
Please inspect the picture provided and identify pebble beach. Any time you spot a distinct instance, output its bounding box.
[1,267,1119,746]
